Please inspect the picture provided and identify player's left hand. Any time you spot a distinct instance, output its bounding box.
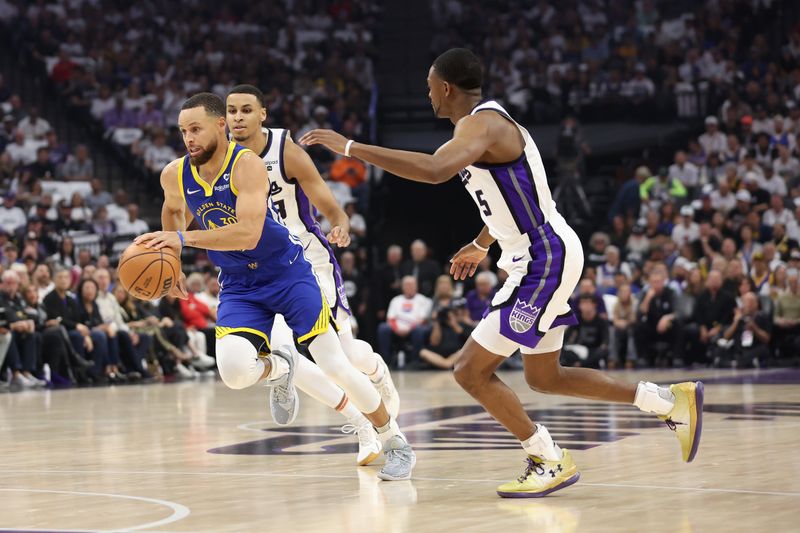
[135,231,182,253]
[450,241,487,280]
[327,225,351,248]
[298,129,349,155]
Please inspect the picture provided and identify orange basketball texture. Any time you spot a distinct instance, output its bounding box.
[118,243,181,301]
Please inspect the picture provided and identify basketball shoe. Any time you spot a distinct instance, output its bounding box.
[341,415,382,466]
[268,348,299,426]
[377,435,416,481]
[496,450,580,498]
[659,381,704,462]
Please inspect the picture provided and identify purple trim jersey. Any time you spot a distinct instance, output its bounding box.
[260,128,352,316]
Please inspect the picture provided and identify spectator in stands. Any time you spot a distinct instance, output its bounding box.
[636,266,680,366]
[5,129,39,165]
[686,270,734,366]
[143,130,176,173]
[94,268,149,380]
[571,278,608,319]
[17,107,50,140]
[190,273,219,319]
[772,144,798,185]
[596,245,631,295]
[74,277,123,383]
[53,200,86,233]
[672,205,700,248]
[718,292,772,368]
[115,204,149,236]
[774,268,800,360]
[710,178,737,214]
[86,178,113,212]
[699,116,727,155]
[419,299,472,370]
[0,193,26,234]
[465,271,495,326]
[1,270,45,388]
[641,167,687,211]
[400,239,440,297]
[669,150,699,192]
[50,236,76,269]
[772,223,798,260]
[609,282,637,369]
[180,274,216,361]
[561,295,609,369]
[102,96,137,131]
[32,263,53,301]
[27,146,56,181]
[59,144,93,181]
[750,251,772,296]
[608,165,648,225]
[377,276,432,366]
[106,190,130,228]
[763,194,794,229]
[345,200,366,243]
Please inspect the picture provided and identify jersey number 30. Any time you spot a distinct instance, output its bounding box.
[476,190,492,216]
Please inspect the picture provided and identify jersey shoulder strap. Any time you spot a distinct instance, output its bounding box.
[260,128,290,183]
[470,99,513,121]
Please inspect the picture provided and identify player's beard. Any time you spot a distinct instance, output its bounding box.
[189,138,218,166]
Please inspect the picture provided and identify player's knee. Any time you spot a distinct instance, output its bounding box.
[452,351,482,392]
[524,361,563,394]
[216,335,262,390]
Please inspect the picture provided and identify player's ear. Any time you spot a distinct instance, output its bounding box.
[217,116,226,129]
[261,107,267,124]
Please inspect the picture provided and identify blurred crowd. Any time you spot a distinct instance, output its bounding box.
[3,0,379,178]
[431,0,797,123]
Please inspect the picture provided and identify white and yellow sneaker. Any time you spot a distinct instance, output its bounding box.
[341,415,382,466]
[497,450,580,498]
[659,381,704,462]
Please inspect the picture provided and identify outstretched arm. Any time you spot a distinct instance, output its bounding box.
[285,136,350,247]
[136,152,268,252]
[450,225,496,280]
[299,114,493,184]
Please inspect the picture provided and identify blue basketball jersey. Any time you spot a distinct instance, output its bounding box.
[178,141,298,271]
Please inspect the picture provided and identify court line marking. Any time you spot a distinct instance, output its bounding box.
[3,469,799,498]
[0,488,190,531]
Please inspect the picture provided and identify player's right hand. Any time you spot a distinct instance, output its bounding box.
[449,242,487,280]
[170,272,189,300]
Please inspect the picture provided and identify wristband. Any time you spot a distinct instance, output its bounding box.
[176,230,185,248]
[344,139,354,157]
[472,239,489,252]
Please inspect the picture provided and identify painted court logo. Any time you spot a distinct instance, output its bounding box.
[509,299,540,333]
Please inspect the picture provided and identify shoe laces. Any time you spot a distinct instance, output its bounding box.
[341,419,374,447]
[518,456,546,483]
[384,438,412,464]
[663,417,685,431]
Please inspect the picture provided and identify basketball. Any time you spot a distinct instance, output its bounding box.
[117,243,181,301]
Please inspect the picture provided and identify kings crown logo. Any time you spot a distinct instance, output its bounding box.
[509,299,540,333]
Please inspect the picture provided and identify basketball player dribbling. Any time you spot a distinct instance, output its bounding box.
[301,48,702,497]
[136,93,415,481]
[225,84,401,466]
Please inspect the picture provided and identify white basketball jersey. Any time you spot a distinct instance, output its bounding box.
[458,100,570,254]
[259,128,351,313]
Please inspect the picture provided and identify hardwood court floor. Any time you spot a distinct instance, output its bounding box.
[2,368,800,533]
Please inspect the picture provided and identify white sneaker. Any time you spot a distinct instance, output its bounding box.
[372,358,400,419]
[342,415,382,466]
[26,375,47,388]
[12,374,34,389]
[268,348,299,426]
[191,353,216,370]
[175,363,194,379]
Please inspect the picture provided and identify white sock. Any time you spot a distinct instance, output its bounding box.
[367,357,385,383]
[633,381,675,415]
[521,424,562,461]
[340,399,361,421]
[265,353,290,381]
[374,418,407,446]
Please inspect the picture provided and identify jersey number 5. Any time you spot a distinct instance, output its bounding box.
[476,190,492,216]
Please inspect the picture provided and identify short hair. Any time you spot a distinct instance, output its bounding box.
[432,48,483,91]
[181,92,225,117]
[227,85,265,107]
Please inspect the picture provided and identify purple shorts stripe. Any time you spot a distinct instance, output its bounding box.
[495,224,576,349]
